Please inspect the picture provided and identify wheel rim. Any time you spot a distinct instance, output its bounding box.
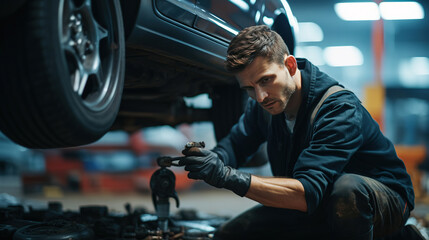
[59,0,121,111]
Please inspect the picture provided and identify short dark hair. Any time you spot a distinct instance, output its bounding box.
[225,25,290,73]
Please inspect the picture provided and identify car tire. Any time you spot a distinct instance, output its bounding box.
[0,0,125,148]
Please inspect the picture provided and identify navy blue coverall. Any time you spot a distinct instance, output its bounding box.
[212,59,415,239]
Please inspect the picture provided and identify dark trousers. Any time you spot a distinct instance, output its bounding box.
[214,174,410,240]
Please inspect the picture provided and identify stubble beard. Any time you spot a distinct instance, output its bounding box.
[282,85,296,114]
[260,87,296,115]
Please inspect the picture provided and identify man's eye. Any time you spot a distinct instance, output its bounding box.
[262,78,270,83]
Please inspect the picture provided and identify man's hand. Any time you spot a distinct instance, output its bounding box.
[179,147,251,197]
[180,148,225,187]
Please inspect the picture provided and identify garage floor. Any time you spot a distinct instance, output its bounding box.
[23,186,258,218]
[2,173,429,219]
[2,175,429,238]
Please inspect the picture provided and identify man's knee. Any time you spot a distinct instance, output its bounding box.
[327,174,374,239]
[329,174,372,220]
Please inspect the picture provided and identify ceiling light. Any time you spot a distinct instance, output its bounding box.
[228,0,249,12]
[335,2,380,21]
[263,16,274,26]
[399,58,429,87]
[323,46,364,67]
[410,57,429,76]
[295,46,325,66]
[380,2,424,20]
[255,11,261,23]
[298,22,324,42]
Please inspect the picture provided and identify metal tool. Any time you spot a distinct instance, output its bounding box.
[150,141,205,239]
[185,141,205,149]
[150,166,180,238]
[157,156,184,167]
[157,141,205,167]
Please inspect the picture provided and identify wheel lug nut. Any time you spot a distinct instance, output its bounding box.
[85,41,94,55]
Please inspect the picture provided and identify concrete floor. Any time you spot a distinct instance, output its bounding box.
[20,186,259,218]
[2,175,429,238]
[2,173,429,220]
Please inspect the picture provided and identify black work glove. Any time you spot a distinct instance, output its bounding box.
[179,147,251,197]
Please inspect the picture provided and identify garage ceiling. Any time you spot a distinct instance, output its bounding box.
[288,0,429,95]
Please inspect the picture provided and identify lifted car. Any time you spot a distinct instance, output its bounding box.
[0,0,296,148]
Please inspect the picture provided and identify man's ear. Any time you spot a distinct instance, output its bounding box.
[285,55,297,76]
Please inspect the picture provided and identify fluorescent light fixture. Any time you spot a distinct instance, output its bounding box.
[298,22,323,42]
[255,10,261,23]
[411,57,429,76]
[335,1,425,21]
[323,46,364,67]
[229,0,249,12]
[295,46,325,66]
[380,2,424,20]
[399,57,429,87]
[274,9,282,15]
[335,2,380,21]
[263,16,274,26]
[250,0,256,5]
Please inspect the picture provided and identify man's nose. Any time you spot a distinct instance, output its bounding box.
[255,87,267,103]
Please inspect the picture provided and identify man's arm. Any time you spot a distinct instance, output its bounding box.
[180,146,308,212]
[246,175,307,212]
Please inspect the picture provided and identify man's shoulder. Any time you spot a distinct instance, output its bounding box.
[322,88,361,106]
[313,89,363,124]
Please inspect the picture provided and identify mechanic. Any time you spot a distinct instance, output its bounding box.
[179,25,423,239]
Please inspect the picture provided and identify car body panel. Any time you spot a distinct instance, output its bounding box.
[194,0,257,41]
[125,1,229,78]
[155,0,196,27]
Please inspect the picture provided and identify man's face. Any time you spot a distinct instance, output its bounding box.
[236,56,297,115]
